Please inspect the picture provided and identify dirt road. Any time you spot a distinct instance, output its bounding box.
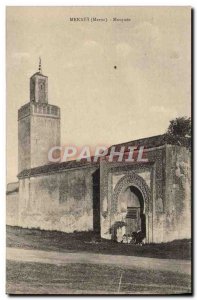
[7,247,191,275]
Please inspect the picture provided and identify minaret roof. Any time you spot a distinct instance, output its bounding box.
[30,58,48,78]
[30,72,48,78]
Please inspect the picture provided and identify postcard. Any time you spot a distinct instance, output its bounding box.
[6,6,191,295]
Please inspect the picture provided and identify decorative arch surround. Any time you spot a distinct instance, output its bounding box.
[112,173,151,213]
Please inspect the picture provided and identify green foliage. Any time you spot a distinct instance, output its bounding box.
[166,117,191,138]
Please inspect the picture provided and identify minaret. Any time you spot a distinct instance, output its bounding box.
[18,60,60,173]
[30,57,48,103]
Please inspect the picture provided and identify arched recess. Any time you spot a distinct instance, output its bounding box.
[111,173,152,242]
[111,172,153,242]
[112,173,151,214]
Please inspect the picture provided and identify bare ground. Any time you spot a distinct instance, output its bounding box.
[6,226,192,295]
[7,259,191,295]
[6,225,191,260]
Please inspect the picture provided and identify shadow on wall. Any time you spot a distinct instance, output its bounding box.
[110,221,126,241]
[92,169,100,235]
[129,186,146,237]
[110,186,146,242]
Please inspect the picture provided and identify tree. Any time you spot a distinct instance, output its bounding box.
[166,117,191,138]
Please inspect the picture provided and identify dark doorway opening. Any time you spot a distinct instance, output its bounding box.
[125,186,146,237]
[92,169,100,235]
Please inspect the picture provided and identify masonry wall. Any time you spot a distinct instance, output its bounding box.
[100,158,155,243]
[31,115,60,168]
[164,145,191,241]
[7,145,191,242]
[100,145,191,244]
[17,165,99,233]
[18,115,31,173]
[100,146,167,243]
[6,192,19,226]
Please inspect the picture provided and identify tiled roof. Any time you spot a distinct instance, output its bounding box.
[17,134,190,179]
[31,72,48,78]
[108,134,166,153]
[18,159,99,179]
[108,134,191,153]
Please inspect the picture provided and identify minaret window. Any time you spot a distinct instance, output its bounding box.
[29,59,48,103]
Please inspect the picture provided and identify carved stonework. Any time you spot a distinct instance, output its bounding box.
[112,173,151,214]
[101,160,154,200]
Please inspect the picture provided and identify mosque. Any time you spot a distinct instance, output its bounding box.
[6,62,191,243]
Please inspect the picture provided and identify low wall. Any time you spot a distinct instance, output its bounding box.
[17,165,99,233]
[6,192,19,226]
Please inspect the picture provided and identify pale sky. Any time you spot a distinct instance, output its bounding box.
[6,7,191,183]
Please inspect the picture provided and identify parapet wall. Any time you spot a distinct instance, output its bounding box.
[18,102,60,120]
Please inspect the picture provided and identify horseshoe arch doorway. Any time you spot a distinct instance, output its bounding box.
[119,185,146,237]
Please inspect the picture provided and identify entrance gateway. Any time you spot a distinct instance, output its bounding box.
[112,173,150,242]
[124,186,146,237]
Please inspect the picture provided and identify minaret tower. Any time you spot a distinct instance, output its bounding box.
[18,59,60,173]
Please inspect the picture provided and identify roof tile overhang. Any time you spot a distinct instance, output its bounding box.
[108,134,191,153]
[18,159,99,179]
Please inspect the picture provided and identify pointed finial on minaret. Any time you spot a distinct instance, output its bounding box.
[38,57,42,73]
